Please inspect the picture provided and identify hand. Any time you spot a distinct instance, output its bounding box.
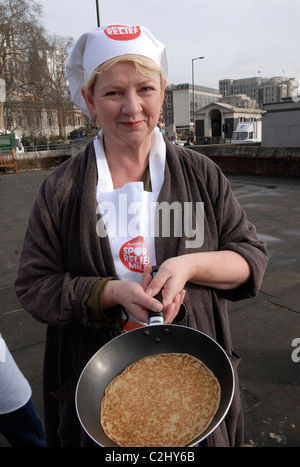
[142,261,190,324]
[143,251,251,311]
[102,279,163,323]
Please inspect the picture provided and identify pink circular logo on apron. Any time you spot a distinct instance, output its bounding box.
[119,236,150,273]
[104,25,141,41]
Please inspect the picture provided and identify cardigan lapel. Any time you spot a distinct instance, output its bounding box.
[78,142,117,279]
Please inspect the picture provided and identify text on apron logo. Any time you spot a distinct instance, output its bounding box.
[119,236,150,273]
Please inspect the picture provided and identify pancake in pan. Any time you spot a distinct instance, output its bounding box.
[100,353,221,447]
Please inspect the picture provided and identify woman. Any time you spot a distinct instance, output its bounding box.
[15,24,268,447]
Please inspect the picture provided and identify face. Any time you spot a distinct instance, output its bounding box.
[82,62,165,152]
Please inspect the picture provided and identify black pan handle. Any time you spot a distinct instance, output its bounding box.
[148,265,164,325]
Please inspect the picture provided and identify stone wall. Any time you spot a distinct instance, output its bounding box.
[2,142,300,177]
[192,144,300,177]
[193,143,300,158]
[7,154,71,173]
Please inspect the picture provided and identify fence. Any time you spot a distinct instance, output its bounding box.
[23,143,71,152]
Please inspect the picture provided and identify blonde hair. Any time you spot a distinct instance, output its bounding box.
[85,54,166,97]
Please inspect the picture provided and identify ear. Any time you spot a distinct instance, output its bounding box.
[81,87,96,116]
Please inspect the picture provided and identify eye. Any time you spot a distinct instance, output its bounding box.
[105,90,119,96]
[141,86,153,93]
[102,88,124,98]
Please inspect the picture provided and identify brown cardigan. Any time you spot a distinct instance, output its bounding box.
[15,137,268,447]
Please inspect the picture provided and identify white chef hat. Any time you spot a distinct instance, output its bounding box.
[65,24,168,116]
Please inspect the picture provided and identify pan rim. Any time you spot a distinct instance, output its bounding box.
[75,324,235,447]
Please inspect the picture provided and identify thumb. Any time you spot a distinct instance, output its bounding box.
[145,268,169,301]
[145,272,160,296]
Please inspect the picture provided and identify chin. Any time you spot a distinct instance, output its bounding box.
[120,130,152,146]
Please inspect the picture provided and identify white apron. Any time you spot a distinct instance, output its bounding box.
[94,127,166,330]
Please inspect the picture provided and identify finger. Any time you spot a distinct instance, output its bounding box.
[179,289,186,306]
[163,302,176,324]
[163,290,186,324]
[128,305,149,323]
[141,265,152,290]
[145,268,170,297]
[136,293,163,313]
[170,292,181,315]
[130,299,163,322]
[160,278,180,309]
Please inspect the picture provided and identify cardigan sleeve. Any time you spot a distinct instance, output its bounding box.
[14,158,116,329]
[209,163,268,301]
[84,277,117,328]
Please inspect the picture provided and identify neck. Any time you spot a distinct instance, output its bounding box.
[103,135,151,189]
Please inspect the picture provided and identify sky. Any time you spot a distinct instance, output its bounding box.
[37,0,300,90]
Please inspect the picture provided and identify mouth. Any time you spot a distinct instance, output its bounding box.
[119,121,143,129]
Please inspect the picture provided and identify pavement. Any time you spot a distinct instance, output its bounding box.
[0,168,299,448]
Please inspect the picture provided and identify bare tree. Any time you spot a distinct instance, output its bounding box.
[43,34,75,137]
[0,0,48,99]
[0,0,78,138]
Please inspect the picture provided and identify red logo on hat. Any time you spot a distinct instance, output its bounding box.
[119,236,149,273]
[104,25,141,41]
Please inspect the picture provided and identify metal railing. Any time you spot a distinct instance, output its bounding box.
[24,143,71,152]
[0,143,72,154]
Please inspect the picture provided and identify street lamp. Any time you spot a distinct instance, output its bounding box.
[95,0,100,27]
[192,56,205,140]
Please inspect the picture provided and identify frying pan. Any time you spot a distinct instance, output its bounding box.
[75,267,235,447]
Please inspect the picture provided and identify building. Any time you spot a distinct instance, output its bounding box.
[195,95,263,143]
[1,36,85,142]
[3,92,86,142]
[219,76,297,108]
[262,98,300,147]
[163,83,221,137]
[4,99,87,141]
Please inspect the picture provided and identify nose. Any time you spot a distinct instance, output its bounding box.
[122,91,142,115]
